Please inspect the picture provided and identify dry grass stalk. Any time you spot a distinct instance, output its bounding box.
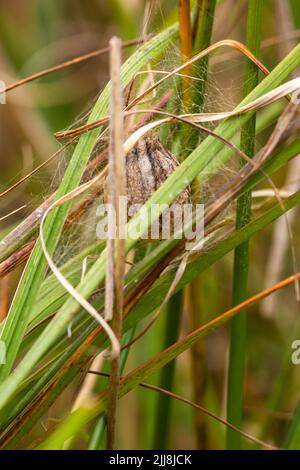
[106,36,126,450]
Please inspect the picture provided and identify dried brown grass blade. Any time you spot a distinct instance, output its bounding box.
[127,39,270,108]
[88,369,278,450]
[1,37,150,95]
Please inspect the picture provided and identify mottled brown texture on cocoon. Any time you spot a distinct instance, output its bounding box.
[104,134,191,239]
[126,134,190,207]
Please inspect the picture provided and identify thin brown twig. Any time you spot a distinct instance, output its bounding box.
[138,384,278,450]
[0,143,72,199]
[87,370,279,451]
[1,37,151,95]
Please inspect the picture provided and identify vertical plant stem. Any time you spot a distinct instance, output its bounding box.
[183,0,216,446]
[186,277,207,448]
[106,36,125,450]
[152,291,183,449]
[192,0,216,107]
[181,0,216,159]
[88,328,135,450]
[226,0,263,450]
[285,401,300,449]
[152,8,192,445]
[178,0,193,105]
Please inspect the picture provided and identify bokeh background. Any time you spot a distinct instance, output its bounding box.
[1,0,300,449]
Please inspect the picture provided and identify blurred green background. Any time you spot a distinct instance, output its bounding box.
[1,0,300,449]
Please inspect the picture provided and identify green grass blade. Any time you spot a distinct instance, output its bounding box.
[226,0,263,449]
[285,401,300,449]
[152,291,183,449]
[181,0,216,154]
